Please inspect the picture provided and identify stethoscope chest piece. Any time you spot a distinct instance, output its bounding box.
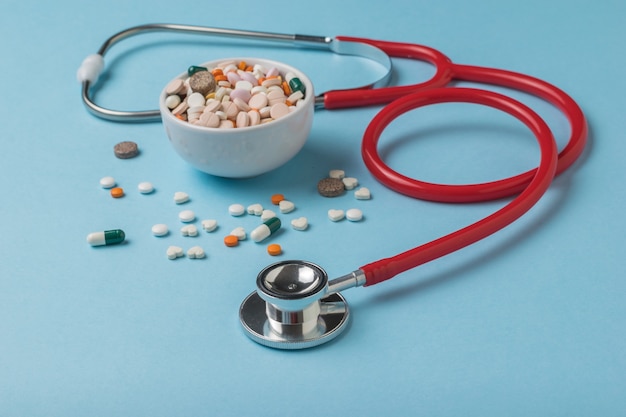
[239,261,350,349]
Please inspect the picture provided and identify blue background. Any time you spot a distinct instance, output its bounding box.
[1,1,624,416]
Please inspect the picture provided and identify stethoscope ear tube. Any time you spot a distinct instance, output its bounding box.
[360,87,560,286]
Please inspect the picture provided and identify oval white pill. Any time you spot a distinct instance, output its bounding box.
[174,191,189,204]
[346,208,363,222]
[152,224,169,237]
[179,210,195,223]
[138,181,154,194]
[99,176,116,189]
[228,204,245,216]
[270,102,289,120]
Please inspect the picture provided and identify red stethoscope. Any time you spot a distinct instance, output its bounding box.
[77,24,587,348]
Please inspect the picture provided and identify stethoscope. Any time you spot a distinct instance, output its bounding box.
[78,24,588,349]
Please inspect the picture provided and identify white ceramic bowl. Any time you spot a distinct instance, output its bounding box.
[160,58,315,178]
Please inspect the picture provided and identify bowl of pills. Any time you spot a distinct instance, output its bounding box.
[160,58,315,178]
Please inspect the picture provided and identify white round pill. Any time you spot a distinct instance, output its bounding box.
[179,210,195,223]
[346,208,363,222]
[138,181,154,194]
[228,203,245,216]
[99,176,116,189]
[152,224,169,237]
[174,191,189,204]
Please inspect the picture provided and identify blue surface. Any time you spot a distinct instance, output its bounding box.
[1,1,625,415]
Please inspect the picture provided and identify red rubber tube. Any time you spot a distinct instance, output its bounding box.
[360,88,560,286]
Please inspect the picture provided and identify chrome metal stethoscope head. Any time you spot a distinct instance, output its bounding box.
[239,260,365,349]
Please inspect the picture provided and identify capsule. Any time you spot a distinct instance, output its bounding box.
[288,77,305,95]
[86,229,125,246]
[250,217,281,243]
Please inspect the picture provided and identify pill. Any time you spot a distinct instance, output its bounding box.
[346,208,363,222]
[270,102,290,120]
[317,177,344,197]
[291,217,308,231]
[278,200,295,214]
[165,78,185,95]
[189,70,216,96]
[138,181,154,194]
[228,203,245,216]
[201,219,218,232]
[173,191,189,204]
[342,177,359,190]
[179,210,195,223]
[271,193,285,205]
[328,209,345,222]
[110,187,124,198]
[289,77,305,94]
[247,203,263,215]
[187,92,206,108]
[167,245,184,260]
[86,229,125,246]
[261,209,277,221]
[187,65,208,76]
[329,169,345,179]
[251,217,281,243]
[230,226,247,241]
[267,243,282,256]
[248,93,268,109]
[152,224,169,237]
[181,224,199,237]
[187,246,205,259]
[224,235,239,247]
[165,94,181,109]
[355,187,371,200]
[99,176,116,189]
[113,141,139,159]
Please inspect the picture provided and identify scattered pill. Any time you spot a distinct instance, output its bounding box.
[173,191,190,204]
[99,176,116,189]
[354,187,371,200]
[261,209,277,221]
[167,246,184,260]
[179,210,195,223]
[187,246,206,259]
[267,243,282,256]
[346,208,363,222]
[247,203,263,216]
[278,200,295,214]
[228,203,245,216]
[271,193,285,205]
[291,217,308,231]
[138,181,154,194]
[251,217,281,243]
[201,219,218,232]
[110,187,124,198]
[152,224,169,237]
[113,141,139,159]
[329,169,345,179]
[230,226,247,241]
[318,177,345,197]
[328,209,345,222]
[224,235,239,247]
[181,224,199,237]
[342,177,359,190]
[86,229,125,246]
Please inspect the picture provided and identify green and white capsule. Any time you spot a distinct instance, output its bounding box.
[250,217,281,243]
[87,229,126,246]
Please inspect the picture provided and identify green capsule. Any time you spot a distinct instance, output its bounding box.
[251,217,281,243]
[87,229,125,246]
[187,65,208,76]
[288,77,306,95]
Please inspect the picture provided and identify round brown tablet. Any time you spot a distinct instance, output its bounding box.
[317,177,345,197]
[113,141,139,159]
[189,71,216,96]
